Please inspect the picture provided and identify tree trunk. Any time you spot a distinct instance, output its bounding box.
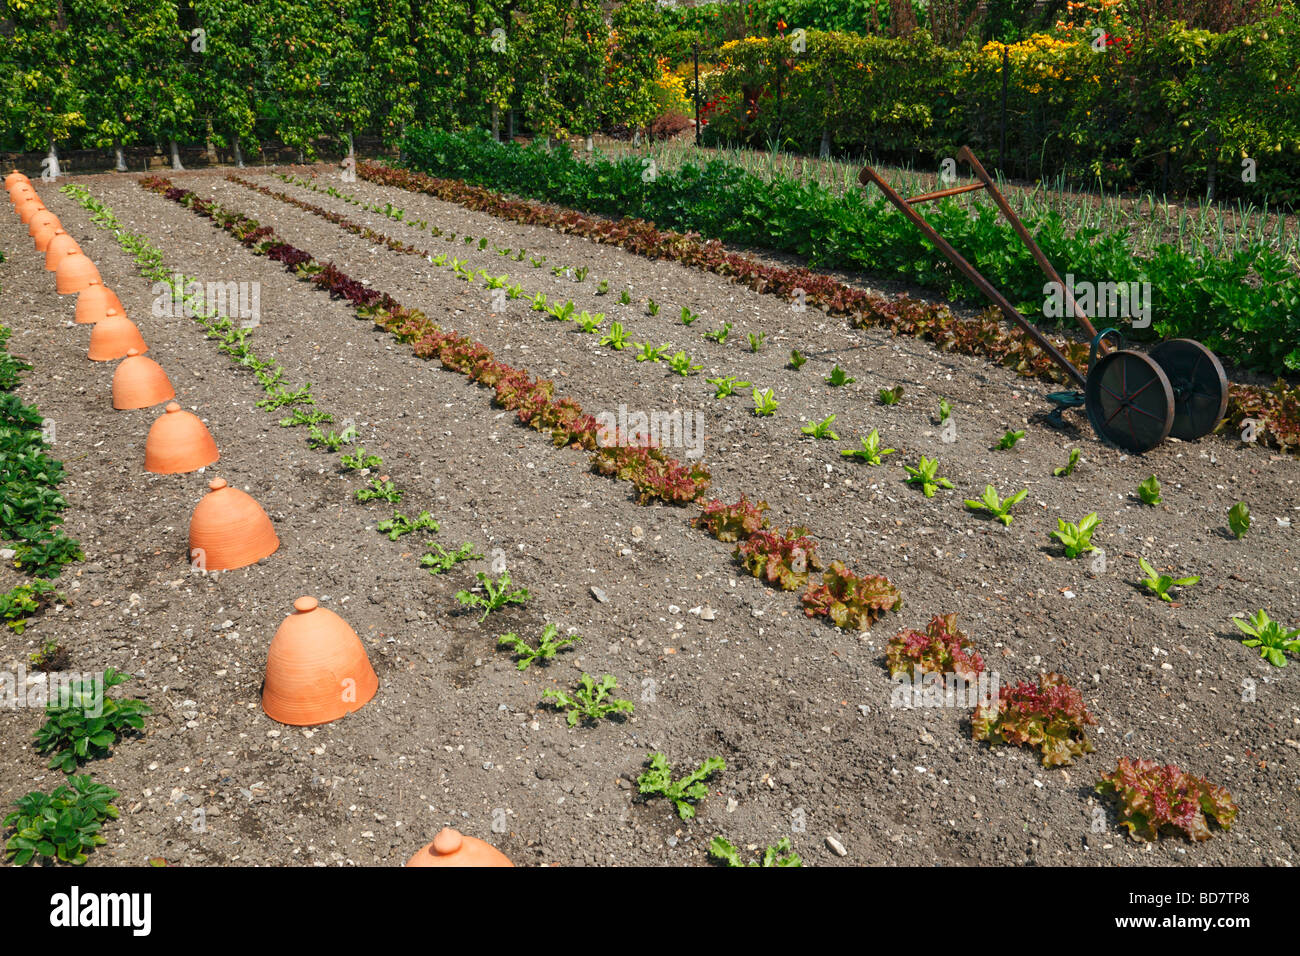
[114,141,128,172]
[233,140,245,168]
[507,109,515,141]
[43,141,62,180]
[169,137,185,170]
[205,117,219,164]
[819,129,831,160]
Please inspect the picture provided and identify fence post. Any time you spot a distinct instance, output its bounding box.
[999,46,1008,175]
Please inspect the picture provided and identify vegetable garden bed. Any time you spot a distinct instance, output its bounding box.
[0,167,1297,867]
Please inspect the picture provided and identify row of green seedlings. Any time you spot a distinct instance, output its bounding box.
[141,178,907,645]
[889,613,1238,842]
[269,172,790,385]
[0,323,83,638]
[154,178,907,866]
[63,183,504,610]
[4,667,151,866]
[353,159,1300,457]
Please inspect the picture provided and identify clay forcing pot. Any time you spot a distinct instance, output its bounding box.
[28,209,59,238]
[4,170,28,190]
[261,596,379,726]
[56,250,101,294]
[405,829,514,867]
[33,222,62,253]
[76,281,126,323]
[188,477,279,571]
[88,312,147,361]
[145,403,219,474]
[112,349,174,410]
[44,232,81,271]
[17,196,45,223]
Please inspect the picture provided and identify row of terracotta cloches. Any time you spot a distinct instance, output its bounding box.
[9,169,510,865]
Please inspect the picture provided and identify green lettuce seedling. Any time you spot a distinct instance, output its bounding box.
[903,456,953,497]
[1050,512,1100,557]
[455,571,531,622]
[1138,557,1199,602]
[1137,474,1162,505]
[800,414,839,440]
[964,484,1028,526]
[1232,609,1300,667]
[637,752,725,820]
[543,674,634,726]
[840,429,894,465]
[751,388,780,417]
[1228,501,1250,539]
[707,375,750,399]
[497,624,581,670]
[825,365,854,386]
[709,836,802,867]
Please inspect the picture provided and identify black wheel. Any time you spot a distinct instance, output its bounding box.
[1148,338,1229,441]
[1084,350,1174,453]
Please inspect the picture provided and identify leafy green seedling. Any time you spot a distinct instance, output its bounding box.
[1228,501,1251,539]
[307,424,356,451]
[376,510,439,541]
[1137,474,1162,505]
[279,407,333,428]
[545,300,576,322]
[420,542,483,575]
[356,477,403,503]
[1232,610,1300,667]
[801,415,839,440]
[903,456,954,497]
[637,752,726,820]
[34,669,151,773]
[543,674,634,726]
[1054,447,1081,477]
[1138,557,1199,602]
[340,447,383,471]
[596,279,609,295]
[964,484,1028,526]
[257,384,314,411]
[617,289,632,305]
[709,836,802,867]
[635,341,670,362]
[667,351,703,376]
[646,298,660,316]
[938,398,953,423]
[497,624,581,670]
[840,429,894,465]
[825,365,854,386]
[1050,513,1101,558]
[551,263,567,277]
[707,375,750,399]
[704,322,732,344]
[752,387,780,417]
[529,293,548,311]
[680,307,699,326]
[997,429,1026,450]
[788,349,807,369]
[506,283,524,299]
[575,311,604,333]
[878,385,904,405]
[454,571,531,622]
[1,581,62,634]
[574,266,589,281]
[747,331,766,352]
[4,775,119,866]
[600,322,629,350]
[530,255,546,268]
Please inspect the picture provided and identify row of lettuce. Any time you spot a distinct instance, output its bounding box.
[401,128,1300,377]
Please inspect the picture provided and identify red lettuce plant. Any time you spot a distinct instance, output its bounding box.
[972,672,1096,767]
[884,613,979,678]
[692,496,770,542]
[735,528,822,591]
[803,560,903,630]
[1096,757,1238,842]
[590,433,711,505]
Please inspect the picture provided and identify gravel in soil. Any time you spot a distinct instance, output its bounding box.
[0,167,1295,867]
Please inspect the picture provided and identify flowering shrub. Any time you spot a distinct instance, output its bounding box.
[885,613,982,680]
[803,560,903,630]
[972,672,1097,766]
[1096,757,1238,842]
